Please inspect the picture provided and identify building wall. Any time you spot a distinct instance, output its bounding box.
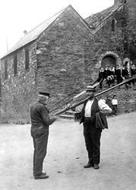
[83,6,125,83]
[127,0,136,63]
[36,6,92,111]
[1,2,136,123]
[1,42,37,123]
[0,6,93,122]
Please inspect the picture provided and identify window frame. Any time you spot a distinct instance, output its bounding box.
[25,48,30,71]
[4,59,8,80]
[111,19,116,32]
[13,54,18,76]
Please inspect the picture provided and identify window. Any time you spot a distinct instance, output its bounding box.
[4,60,8,79]
[111,19,116,32]
[25,48,29,71]
[13,54,17,76]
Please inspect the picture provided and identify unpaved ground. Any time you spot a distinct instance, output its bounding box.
[0,112,136,190]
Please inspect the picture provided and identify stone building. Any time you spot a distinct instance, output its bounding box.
[0,0,136,122]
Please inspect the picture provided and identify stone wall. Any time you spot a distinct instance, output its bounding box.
[83,6,125,83]
[36,6,92,111]
[1,2,136,123]
[127,0,136,63]
[99,86,136,115]
[1,43,37,123]
[0,6,93,123]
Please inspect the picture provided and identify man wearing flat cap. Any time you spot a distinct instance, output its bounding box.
[79,86,112,169]
[30,91,57,179]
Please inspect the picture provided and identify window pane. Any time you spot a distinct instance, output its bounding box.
[4,60,8,79]
[14,54,17,76]
[25,48,29,70]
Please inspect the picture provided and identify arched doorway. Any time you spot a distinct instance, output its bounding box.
[101,55,116,68]
[97,51,121,69]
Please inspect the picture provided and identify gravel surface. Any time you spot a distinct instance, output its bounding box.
[0,112,136,190]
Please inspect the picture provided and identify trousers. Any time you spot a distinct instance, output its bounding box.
[83,118,102,165]
[32,132,49,176]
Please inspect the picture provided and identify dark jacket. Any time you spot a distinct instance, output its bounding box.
[96,112,108,129]
[80,98,108,129]
[115,69,123,79]
[122,68,129,79]
[98,71,105,81]
[30,101,55,137]
[131,68,136,76]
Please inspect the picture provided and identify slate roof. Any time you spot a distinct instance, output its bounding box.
[2,5,93,58]
[3,8,65,57]
[85,3,123,33]
[2,3,123,59]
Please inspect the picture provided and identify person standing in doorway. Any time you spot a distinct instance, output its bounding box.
[115,66,123,84]
[122,66,130,89]
[97,67,105,89]
[30,91,57,179]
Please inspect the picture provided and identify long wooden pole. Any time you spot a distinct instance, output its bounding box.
[54,75,136,116]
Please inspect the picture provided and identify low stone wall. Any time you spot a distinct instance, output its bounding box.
[0,85,136,124]
[101,86,136,114]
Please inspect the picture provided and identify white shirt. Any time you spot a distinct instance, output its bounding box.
[84,98,112,117]
[98,99,112,113]
[112,99,118,105]
[85,100,93,117]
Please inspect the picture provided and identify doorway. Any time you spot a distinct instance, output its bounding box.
[101,55,116,68]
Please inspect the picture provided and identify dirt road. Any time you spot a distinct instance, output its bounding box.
[0,112,136,190]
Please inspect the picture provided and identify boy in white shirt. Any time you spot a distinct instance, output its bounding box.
[111,95,118,115]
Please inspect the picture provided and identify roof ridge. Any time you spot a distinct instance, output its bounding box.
[27,7,66,35]
[85,5,114,21]
[1,5,69,58]
[2,4,94,58]
[68,5,94,33]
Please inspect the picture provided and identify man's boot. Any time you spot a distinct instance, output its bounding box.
[84,162,93,168]
[93,164,99,169]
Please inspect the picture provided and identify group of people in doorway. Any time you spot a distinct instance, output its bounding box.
[95,64,136,89]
